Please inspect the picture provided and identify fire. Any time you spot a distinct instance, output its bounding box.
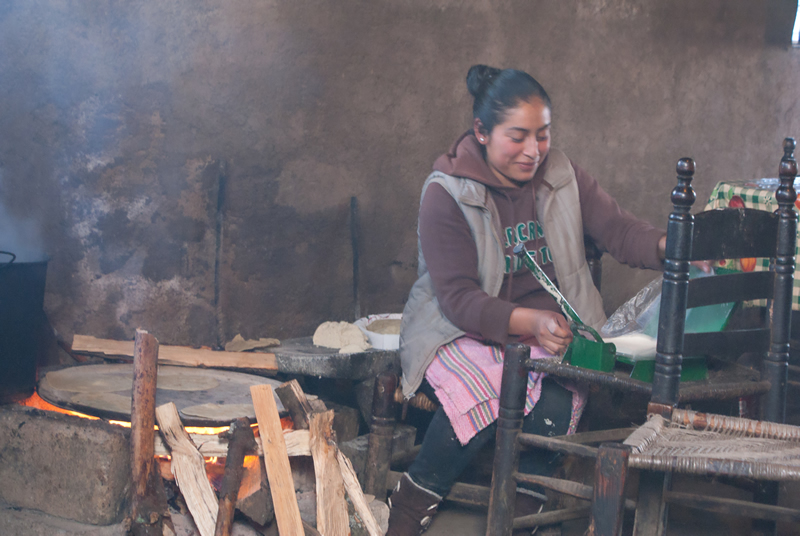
[18,392,101,420]
[16,393,273,436]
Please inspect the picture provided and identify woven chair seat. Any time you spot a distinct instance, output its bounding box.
[625,408,800,480]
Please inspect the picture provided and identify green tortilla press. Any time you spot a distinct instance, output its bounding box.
[513,244,616,372]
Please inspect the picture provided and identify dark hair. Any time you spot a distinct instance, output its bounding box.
[466,65,551,134]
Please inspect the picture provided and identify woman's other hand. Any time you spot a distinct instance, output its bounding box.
[509,308,573,356]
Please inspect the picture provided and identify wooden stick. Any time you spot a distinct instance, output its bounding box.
[153,429,311,458]
[251,384,304,536]
[72,334,278,372]
[302,520,323,536]
[337,449,382,536]
[156,402,218,536]
[215,418,258,536]
[283,429,311,457]
[130,329,165,536]
[275,379,316,430]
[309,411,350,536]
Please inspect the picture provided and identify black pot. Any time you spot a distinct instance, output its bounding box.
[0,258,48,403]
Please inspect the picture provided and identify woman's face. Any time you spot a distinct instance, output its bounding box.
[475,98,551,187]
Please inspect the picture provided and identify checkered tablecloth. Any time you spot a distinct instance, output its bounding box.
[704,179,800,309]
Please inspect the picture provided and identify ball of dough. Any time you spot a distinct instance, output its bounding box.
[313,321,371,352]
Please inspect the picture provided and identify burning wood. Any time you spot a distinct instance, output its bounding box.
[310,410,350,536]
[251,384,305,536]
[236,455,274,526]
[153,428,311,458]
[337,450,383,536]
[276,379,316,430]
[19,348,383,535]
[276,379,382,536]
[214,417,259,536]
[156,402,218,536]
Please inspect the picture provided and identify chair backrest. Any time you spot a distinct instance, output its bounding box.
[651,138,798,425]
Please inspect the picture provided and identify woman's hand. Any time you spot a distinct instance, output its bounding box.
[509,308,573,356]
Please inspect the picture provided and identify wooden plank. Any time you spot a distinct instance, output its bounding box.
[517,433,599,458]
[513,506,591,530]
[309,410,350,536]
[664,491,800,523]
[156,402,218,536]
[284,429,311,457]
[251,384,304,536]
[154,429,311,458]
[72,334,278,372]
[337,449,382,536]
[515,473,636,510]
[275,379,316,430]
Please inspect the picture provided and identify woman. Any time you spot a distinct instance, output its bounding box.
[388,65,667,536]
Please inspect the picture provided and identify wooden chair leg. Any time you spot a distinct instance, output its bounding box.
[364,372,397,500]
[588,443,631,536]
[633,470,670,536]
[487,344,530,536]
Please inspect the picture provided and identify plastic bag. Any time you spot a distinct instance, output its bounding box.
[600,267,736,361]
[601,275,663,339]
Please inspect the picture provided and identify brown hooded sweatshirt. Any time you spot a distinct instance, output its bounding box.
[419,131,665,344]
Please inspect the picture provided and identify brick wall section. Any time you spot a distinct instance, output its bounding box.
[0,406,131,525]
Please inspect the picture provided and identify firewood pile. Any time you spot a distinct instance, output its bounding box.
[127,329,386,536]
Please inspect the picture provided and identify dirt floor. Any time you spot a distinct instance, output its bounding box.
[424,479,800,536]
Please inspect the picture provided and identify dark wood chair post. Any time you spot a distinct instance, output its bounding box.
[652,157,696,407]
[588,443,632,536]
[763,137,797,425]
[584,235,603,292]
[486,343,530,536]
[754,138,798,536]
[364,371,398,500]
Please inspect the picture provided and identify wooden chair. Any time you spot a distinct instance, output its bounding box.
[487,138,800,536]
[587,138,800,536]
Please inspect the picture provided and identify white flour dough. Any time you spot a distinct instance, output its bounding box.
[313,321,371,353]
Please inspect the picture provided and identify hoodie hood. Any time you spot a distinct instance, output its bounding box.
[432,130,506,188]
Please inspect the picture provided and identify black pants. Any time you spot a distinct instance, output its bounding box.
[407,377,574,496]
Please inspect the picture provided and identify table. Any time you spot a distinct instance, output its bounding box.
[265,337,401,426]
[267,337,400,381]
[704,178,800,310]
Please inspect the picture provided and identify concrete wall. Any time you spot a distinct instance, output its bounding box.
[1,1,798,346]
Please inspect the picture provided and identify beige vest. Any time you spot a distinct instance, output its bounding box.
[398,148,606,396]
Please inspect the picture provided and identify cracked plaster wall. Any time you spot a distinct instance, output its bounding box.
[0,0,798,346]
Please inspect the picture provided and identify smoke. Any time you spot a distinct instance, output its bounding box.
[0,169,46,264]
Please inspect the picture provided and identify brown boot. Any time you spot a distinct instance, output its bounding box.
[386,473,442,536]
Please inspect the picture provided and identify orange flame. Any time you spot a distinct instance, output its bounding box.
[17,393,237,436]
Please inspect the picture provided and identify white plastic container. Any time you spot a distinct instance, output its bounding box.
[354,313,402,350]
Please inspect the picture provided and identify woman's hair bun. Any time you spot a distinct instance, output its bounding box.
[466,64,502,99]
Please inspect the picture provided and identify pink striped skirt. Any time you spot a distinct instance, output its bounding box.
[424,336,587,445]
